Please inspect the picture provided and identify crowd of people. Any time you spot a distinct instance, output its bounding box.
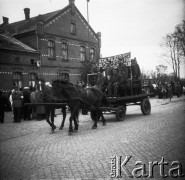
[154,81,183,100]
[96,58,141,97]
[0,85,46,124]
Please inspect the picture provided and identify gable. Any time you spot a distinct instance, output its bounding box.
[44,5,99,44]
[0,3,99,44]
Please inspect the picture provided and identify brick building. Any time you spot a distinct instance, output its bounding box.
[0,0,101,89]
[0,32,40,91]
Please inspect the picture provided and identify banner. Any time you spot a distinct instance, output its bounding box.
[99,52,131,69]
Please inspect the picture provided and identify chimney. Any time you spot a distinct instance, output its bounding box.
[69,0,75,4]
[69,0,75,15]
[97,32,101,48]
[24,8,30,20]
[3,17,9,24]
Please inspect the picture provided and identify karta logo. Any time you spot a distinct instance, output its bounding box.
[110,156,184,178]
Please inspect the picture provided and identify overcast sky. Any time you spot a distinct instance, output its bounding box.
[0,0,184,74]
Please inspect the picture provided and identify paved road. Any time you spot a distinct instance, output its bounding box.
[0,97,185,180]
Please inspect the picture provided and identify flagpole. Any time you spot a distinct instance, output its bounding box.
[87,0,90,61]
[87,0,89,24]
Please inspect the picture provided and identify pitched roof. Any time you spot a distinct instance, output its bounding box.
[0,5,69,35]
[0,4,98,40]
[0,33,39,53]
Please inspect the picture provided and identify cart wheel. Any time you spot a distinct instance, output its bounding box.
[115,106,126,121]
[141,98,151,115]
[90,109,100,121]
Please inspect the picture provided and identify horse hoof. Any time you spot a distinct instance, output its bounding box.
[103,122,106,126]
[53,125,56,130]
[73,129,78,133]
[68,131,73,136]
[59,127,63,130]
[92,125,97,129]
[50,130,54,134]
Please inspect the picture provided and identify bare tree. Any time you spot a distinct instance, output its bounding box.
[173,20,185,57]
[160,20,185,80]
[156,65,167,75]
[161,34,181,80]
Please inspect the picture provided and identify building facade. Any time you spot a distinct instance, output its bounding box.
[0,33,40,91]
[0,0,101,89]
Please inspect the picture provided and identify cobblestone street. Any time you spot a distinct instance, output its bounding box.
[0,96,185,180]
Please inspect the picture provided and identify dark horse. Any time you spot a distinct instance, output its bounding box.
[35,85,67,133]
[52,80,106,133]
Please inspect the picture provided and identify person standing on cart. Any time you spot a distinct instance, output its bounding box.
[107,68,120,97]
[106,64,114,97]
[97,68,108,93]
[117,59,129,96]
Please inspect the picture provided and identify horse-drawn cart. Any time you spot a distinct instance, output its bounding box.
[90,93,153,121]
[89,52,154,122]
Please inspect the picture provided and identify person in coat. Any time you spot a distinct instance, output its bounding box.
[22,87,31,120]
[131,58,141,79]
[12,87,23,123]
[0,90,9,123]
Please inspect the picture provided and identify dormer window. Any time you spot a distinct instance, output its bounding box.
[71,23,76,35]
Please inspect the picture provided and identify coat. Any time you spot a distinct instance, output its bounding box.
[12,91,23,108]
[0,94,9,111]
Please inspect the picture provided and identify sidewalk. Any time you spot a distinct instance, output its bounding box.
[150,94,185,106]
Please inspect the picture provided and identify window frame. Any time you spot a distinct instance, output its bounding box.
[29,73,37,87]
[13,72,23,89]
[80,46,86,62]
[48,40,56,59]
[90,47,95,62]
[61,42,68,61]
[70,23,76,35]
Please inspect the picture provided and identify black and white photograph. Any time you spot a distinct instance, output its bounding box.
[0,0,185,179]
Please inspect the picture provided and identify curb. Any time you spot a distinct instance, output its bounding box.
[150,96,185,106]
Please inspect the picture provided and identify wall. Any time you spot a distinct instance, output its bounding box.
[0,50,40,91]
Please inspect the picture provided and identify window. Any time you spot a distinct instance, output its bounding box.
[90,48,95,61]
[30,59,35,65]
[80,46,86,61]
[48,40,55,59]
[13,72,23,89]
[29,73,37,87]
[15,57,20,63]
[59,73,69,82]
[61,42,68,60]
[71,23,76,35]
